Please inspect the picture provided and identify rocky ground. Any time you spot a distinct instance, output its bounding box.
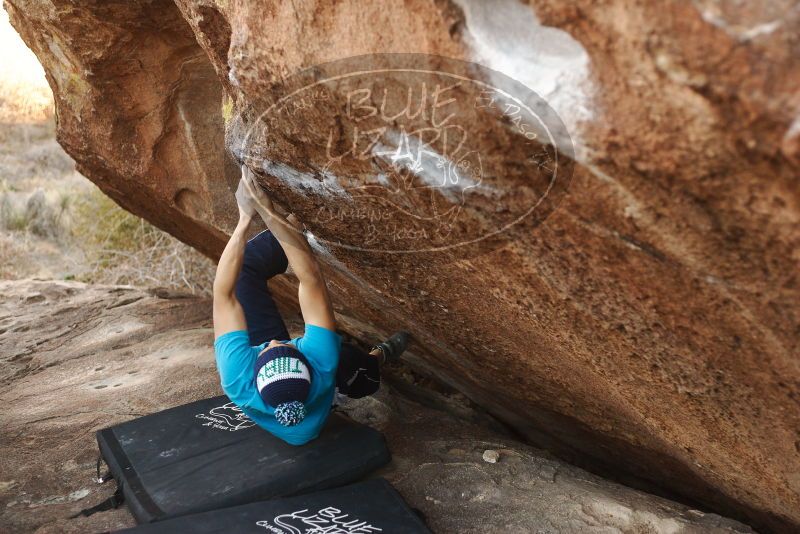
[0,279,754,533]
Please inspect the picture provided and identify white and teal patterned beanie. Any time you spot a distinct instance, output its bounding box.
[254,345,311,426]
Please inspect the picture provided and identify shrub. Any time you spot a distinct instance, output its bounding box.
[0,186,70,238]
[70,187,214,294]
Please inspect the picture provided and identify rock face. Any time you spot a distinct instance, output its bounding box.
[0,279,755,534]
[5,0,800,531]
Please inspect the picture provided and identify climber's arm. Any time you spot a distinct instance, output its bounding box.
[242,168,336,331]
[287,235,336,333]
[213,183,256,338]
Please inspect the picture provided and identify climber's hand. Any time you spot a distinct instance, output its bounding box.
[286,213,305,233]
[241,165,276,218]
[235,177,256,219]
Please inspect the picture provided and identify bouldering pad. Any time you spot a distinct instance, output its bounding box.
[96,395,390,523]
[114,478,430,533]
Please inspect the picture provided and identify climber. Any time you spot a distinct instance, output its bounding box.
[212,164,409,445]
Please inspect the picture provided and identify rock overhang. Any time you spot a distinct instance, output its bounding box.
[5,0,800,531]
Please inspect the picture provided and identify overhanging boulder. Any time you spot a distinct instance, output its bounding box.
[6,0,800,530]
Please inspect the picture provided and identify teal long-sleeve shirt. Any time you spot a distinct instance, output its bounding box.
[213,324,341,445]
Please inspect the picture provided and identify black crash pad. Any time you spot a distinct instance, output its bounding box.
[97,395,390,523]
[114,478,430,533]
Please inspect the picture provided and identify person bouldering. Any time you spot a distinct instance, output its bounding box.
[212,164,409,445]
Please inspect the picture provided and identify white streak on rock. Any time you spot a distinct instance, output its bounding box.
[452,0,595,151]
[740,20,782,40]
[783,115,800,142]
[693,1,784,41]
[228,68,240,87]
[371,129,496,203]
[258,160,351,199]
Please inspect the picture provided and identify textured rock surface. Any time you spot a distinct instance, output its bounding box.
[5,0,800,531]
[0,279,754,534]
[0,280,217,533]
[343,383,755,534]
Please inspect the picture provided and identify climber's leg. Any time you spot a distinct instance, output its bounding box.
[336,332,410,398]
[336,342,381,399]
[235,230,290,346]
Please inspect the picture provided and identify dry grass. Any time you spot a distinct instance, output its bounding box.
[70,188,214,294]
[0,80,52,124]
[0,9,53,125]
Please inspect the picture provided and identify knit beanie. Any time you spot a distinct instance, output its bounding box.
[254,345,311,426]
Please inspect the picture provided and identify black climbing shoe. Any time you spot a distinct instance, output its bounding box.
[373,331,410,364]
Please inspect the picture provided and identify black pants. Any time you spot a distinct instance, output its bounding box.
[236,230,380,399]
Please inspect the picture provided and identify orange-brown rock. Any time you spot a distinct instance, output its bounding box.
[5,0,799,531]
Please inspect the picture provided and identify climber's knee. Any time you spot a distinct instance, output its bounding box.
[243,230,288,279]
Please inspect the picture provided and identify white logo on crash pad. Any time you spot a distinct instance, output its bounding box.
[195,401,255,432]
[256,506,382,534]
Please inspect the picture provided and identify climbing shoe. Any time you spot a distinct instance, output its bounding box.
[372,331,410,364]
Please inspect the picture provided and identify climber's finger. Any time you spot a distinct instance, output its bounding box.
[286,213,304,232]
[242,171,277,218]
[242,170,260,197]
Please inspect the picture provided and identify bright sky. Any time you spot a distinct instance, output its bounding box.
[0,8,52,122]
[0,8,48,88]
